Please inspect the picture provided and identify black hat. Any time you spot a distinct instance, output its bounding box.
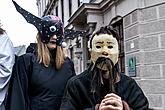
[12,0,64,44]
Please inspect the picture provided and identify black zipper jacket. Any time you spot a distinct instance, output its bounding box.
[60,64,149,110]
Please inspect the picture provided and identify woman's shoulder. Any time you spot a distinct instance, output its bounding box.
[120,74,135,81]
[16,53,37,63]
[19,53,35,58]
[119,74,140,89]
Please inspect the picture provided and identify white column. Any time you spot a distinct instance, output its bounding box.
[72,0,78,14]
[58,0,62,19]
[63,0,69,27]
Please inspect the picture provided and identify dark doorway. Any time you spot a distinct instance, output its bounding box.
[110,16,125,74]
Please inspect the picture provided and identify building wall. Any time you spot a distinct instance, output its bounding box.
[123,2,165,110]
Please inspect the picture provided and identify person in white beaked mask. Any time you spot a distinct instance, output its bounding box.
[60,26,149,110]
[0,22,15,110]
[5,1,75,110]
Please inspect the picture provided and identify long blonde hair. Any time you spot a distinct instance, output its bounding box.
[36,34,64,70]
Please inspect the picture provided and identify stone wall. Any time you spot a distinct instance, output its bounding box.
[123,3,165,109]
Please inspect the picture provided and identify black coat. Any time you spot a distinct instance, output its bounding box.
[60,66,149,110]
[6,53,75,110]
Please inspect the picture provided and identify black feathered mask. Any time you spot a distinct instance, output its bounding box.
[12,0,64,44]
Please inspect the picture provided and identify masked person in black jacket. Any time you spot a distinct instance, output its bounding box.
[60,26,149,110]
[5,1,75,110]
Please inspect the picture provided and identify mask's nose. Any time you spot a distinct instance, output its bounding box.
[52,35,57,39]
[102,51,108,56]
[102,46,109,56]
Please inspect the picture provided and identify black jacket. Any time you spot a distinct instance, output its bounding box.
[60,65,149,110]
[6,53,75,110]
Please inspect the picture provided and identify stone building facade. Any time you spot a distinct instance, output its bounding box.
[36,0,165,109]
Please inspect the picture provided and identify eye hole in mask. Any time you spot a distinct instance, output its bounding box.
[50,26,57,32]
[96,46,101,49]
[108,46,113,49]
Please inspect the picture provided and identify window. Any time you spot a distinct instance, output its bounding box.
[78,0,80,6]
[70,47,73,59]
[61,0,64,22]
[76,37,81,48]
[56,6,58,16]
[78,0,83,7]
[69,0,72,16]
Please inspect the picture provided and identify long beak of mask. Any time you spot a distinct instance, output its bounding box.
[12,0,66,47]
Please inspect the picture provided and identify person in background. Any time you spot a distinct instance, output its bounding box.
[5,1,75,110]
[60,26,149,110]
[0,22,15,110]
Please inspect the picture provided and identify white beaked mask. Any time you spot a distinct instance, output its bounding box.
[90,34,119,70]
